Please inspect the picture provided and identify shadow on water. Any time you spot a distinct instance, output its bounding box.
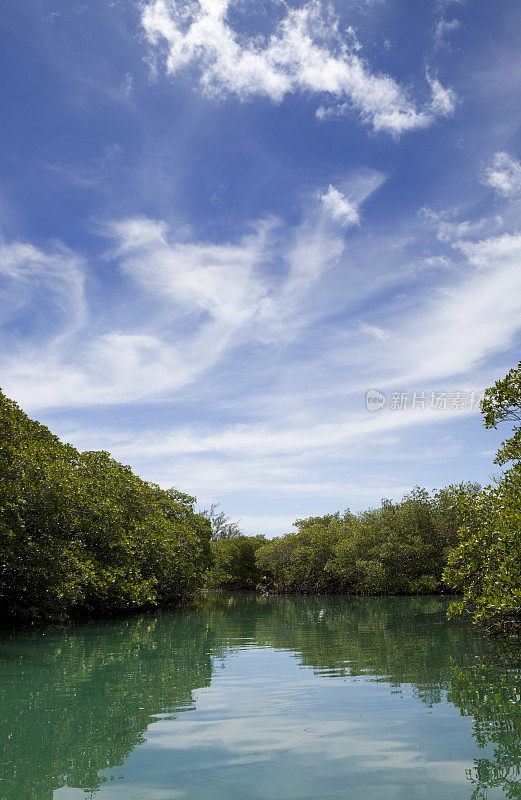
[1,594,521,799]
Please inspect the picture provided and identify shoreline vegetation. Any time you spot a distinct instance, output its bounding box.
[0,391,212,622]
[1,360,521,633]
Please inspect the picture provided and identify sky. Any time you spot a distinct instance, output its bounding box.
[1,0,521,536]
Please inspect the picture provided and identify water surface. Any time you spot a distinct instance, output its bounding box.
[1,595,521,800]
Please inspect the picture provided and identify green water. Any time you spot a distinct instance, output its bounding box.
[1,595,521,800]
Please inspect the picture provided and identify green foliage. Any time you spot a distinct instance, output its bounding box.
[0,391,211,620]
[444,361,521,630]
[482,359,521,465]
[206,535,267,589]
[255,513,351,593]
[256,487,474,595]
[444,467,521,629]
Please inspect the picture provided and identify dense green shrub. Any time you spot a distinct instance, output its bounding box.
[444,361,521,630]
[255,513,351,593]
[255,486,476,595]
[0,391,211,619]
[5,360,521,621]
[206,535,267,589]
[335,486,478,595]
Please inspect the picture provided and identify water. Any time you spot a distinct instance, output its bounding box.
[1,595,521,800]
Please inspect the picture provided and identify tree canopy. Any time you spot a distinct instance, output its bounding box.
[444,361,521,631]
[252,486,477,596]
[0,390,211,620]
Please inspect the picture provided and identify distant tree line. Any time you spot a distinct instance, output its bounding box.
[206,485,479,596]
[208,361,521,635]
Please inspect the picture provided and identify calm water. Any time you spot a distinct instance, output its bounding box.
[1,595,521,800]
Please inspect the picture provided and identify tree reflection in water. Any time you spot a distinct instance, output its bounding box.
[1,594,521,799]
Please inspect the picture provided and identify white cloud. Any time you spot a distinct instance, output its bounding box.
[359,322,390,340]
[79,403,474,463]
[0,223,273,409]
[427,73,458,116]
[0,240,86,339]
[5,191,521,523]
[480,152,521,197]
[230,514,297,537]
[431,214,492,243]
[434,17,461,46]
[16,200,504,418]
[107,215,271,327]
[391,232,521,384]
[122,72,134,96]
[141,0,457,134]
[420,255,451,269]
[320,186,360,227]
[1,180,379,409]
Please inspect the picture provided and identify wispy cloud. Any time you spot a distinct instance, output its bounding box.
[5,0,521,530]
[0,240,86,340]
[377,230,521,385]
[320,186,360,227]
[5,187,519,426]
[53,407,465,511]
[0,223,271,409]
[6,198,519,522]
[0,183,375,410]
[359,322,390,340]
[480,152,521,198]
[426,72,458,116]
[433,17,461,47]
[141,0,456,134]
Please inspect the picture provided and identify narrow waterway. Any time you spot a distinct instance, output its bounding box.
[2,594,520,800]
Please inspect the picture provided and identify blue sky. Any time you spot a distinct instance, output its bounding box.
[1,0,521,535]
